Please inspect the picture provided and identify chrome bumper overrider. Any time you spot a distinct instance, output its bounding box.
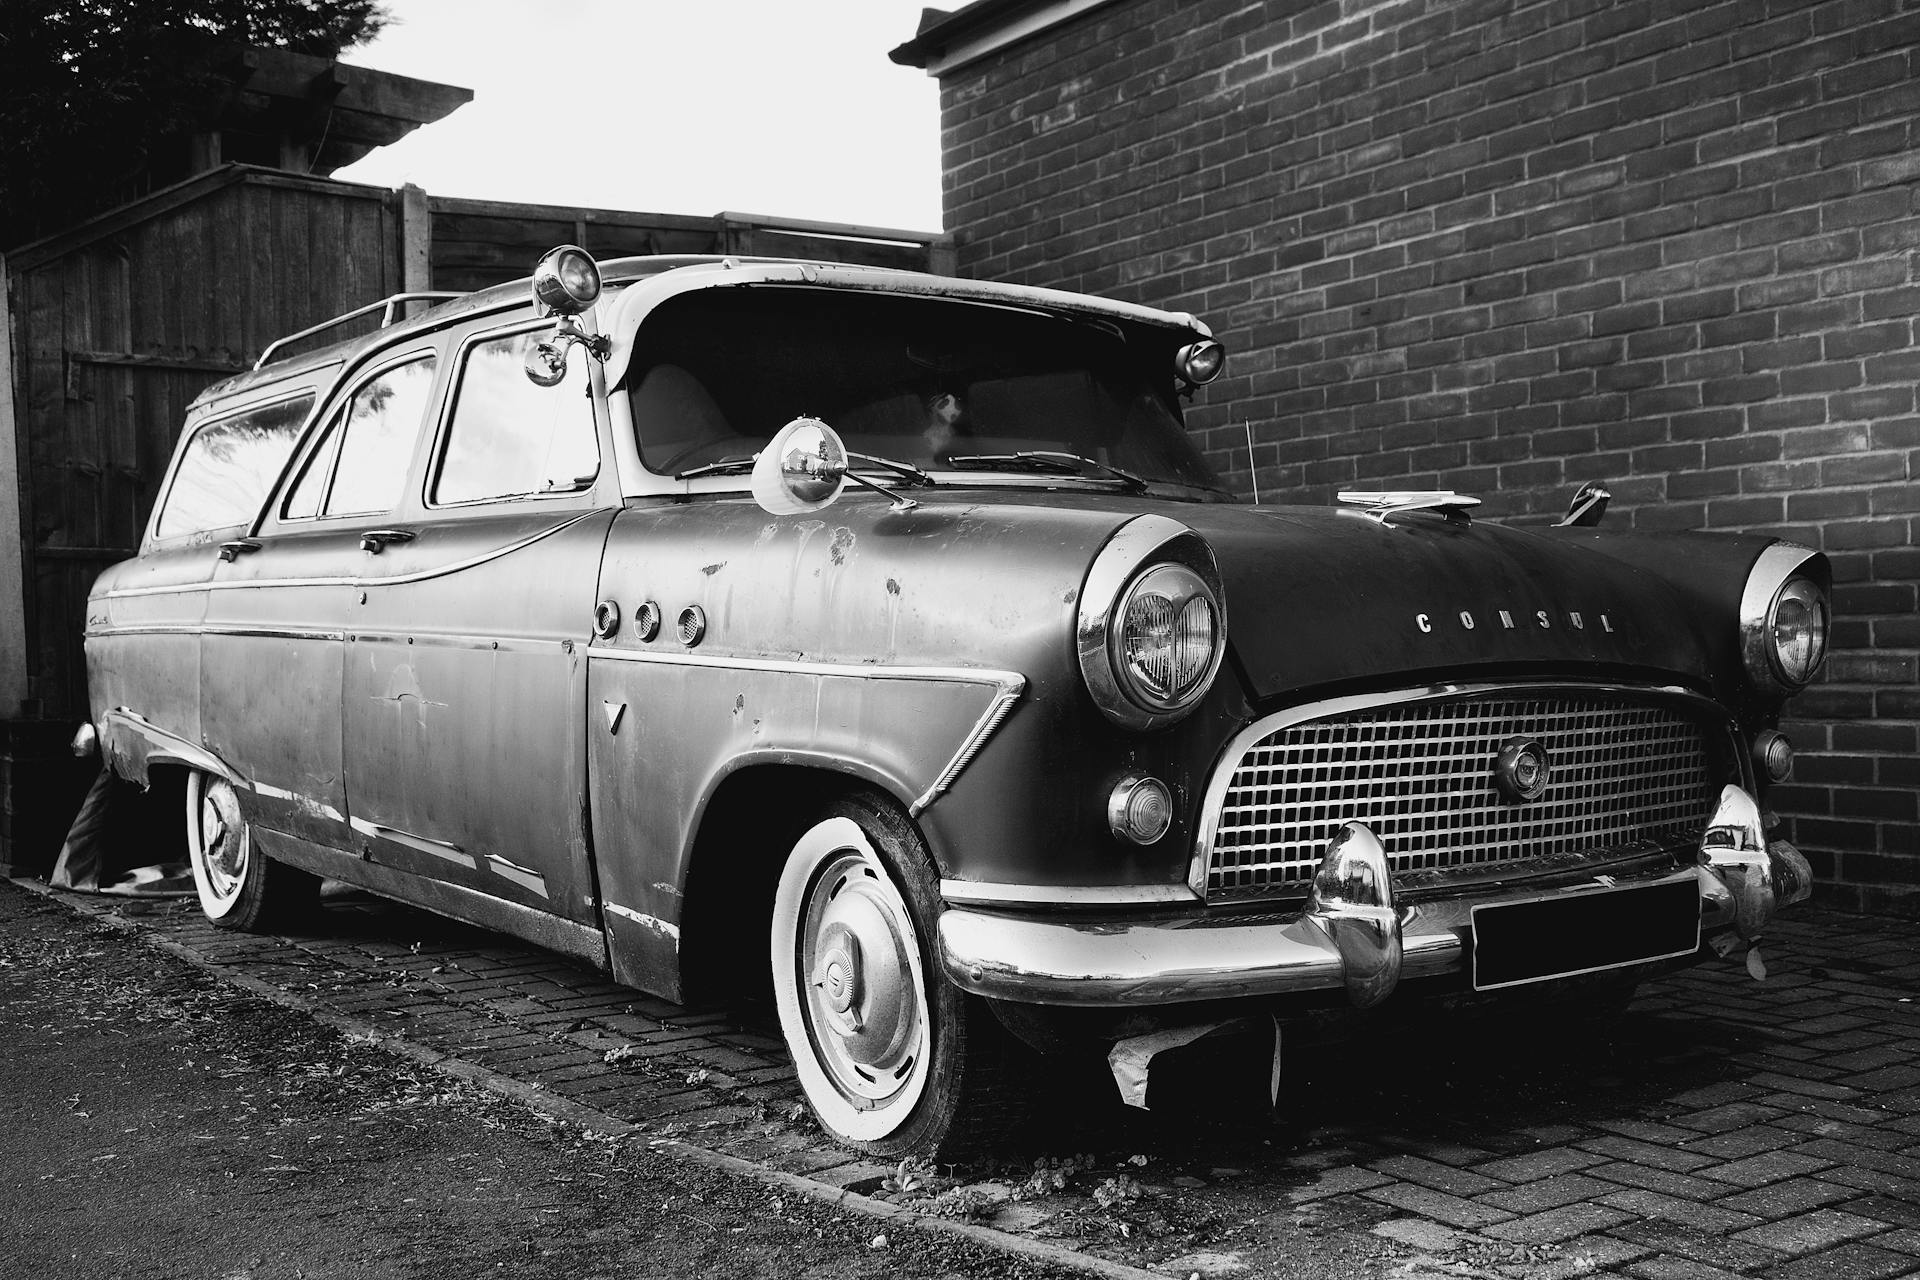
[938,785,1813,1009]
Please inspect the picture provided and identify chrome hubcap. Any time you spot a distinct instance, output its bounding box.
[800,851,923,1109]
[196,779,248,903]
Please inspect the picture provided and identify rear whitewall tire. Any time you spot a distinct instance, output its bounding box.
[185,770,317,932]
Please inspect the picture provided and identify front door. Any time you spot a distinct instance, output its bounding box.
[341,325,612,926]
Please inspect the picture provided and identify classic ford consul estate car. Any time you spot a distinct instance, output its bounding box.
[80,247,1825,1156]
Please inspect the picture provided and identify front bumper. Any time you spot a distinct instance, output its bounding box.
[938,785,1813,1009]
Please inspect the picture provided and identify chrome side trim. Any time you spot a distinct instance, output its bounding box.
[347,817,551,899]
[603,901,681,942]
[347,632,574,652]
[939,880,1200,907]
[250,781,345,825]
[1188,680,1719,899]
[350,817,469,867]
[586,647,1022,689]
[911,678,1025,816]
[87,624,347,642]
[90,624,564,655]
[485,854,550,899]
[1738,541,1825,695]
[101,509,604,600]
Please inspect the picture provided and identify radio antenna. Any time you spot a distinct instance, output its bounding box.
[1244,418,1261,505]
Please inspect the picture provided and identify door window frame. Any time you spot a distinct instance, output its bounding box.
[144,386,321,550]
[268,344,442,530]
[424,319,606,512]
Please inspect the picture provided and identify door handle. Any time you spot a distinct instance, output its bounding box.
[217,538,263,562]
[359,528,416,554]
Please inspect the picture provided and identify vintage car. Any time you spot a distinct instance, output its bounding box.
[78,246,1825,1156]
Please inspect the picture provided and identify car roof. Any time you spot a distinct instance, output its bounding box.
[189,254,1210,414]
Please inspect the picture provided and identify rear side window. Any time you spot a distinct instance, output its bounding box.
[284,355,437,519]
[434,330,599,504]
[155,393,314,539]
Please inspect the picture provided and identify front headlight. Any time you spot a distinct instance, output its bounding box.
[1768,578,1827,686]
[1739,543,1831,694]
[1077,516,1226,731]
[1116,564,1219,711]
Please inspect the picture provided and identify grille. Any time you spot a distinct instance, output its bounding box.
[1205,691,1717,897]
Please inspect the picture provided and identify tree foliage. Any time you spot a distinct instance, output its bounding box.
[0,0,388,248]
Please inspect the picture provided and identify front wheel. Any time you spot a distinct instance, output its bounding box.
[770,795,1023,1158]
[185,771,318,931]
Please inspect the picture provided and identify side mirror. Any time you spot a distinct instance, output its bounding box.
[1556,481,1611,528]
[751,417,848,515]
[524,315,600,387]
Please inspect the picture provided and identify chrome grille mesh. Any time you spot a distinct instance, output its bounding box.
[1206,692,1715,896]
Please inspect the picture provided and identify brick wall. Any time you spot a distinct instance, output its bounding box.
[931,0,1920,915]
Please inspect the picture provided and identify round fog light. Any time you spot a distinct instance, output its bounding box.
[1108,773,1173,846]
[1174,340,1227,385]
[531,244,602,315]
[1754,730,1794,783]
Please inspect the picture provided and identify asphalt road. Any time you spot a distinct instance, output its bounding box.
[0,884,1089,1280]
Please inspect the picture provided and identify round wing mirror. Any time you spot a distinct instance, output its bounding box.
[751,417,847,515]
[524,337,570,387]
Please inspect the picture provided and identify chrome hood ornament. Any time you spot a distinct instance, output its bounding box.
[1337,490,1480,525]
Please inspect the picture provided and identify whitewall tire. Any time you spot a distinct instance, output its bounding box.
[769,795,1024,1157]
[184,770,317,931]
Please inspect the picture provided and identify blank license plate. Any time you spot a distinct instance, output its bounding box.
[1471,877,1701,991]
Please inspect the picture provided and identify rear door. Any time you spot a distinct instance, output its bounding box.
[341,322,614,926]
[202,348,440,850]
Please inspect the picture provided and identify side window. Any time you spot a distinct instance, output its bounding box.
[155,394,314,539]
[434,330,599,504]
[300,355,438,518]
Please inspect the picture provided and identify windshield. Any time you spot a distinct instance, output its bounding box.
[625,287,1230,497]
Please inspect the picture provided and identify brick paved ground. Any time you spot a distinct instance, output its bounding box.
[17,881,1918,1279]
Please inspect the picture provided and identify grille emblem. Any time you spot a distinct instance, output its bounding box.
[1494,737,1552,804]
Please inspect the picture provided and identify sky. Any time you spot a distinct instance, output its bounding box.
[332,0,946,233]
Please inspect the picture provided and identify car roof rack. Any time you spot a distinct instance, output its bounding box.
[253,291,464,370]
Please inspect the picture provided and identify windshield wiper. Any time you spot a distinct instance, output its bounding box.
[946,451,1148,493]
[847,451,935,487]
[674,455,756,480]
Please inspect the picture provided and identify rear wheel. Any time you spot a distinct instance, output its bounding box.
[185,771,318,931]
[770,794,1023,1158]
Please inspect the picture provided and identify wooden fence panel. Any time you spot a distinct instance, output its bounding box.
[10,170,402,716]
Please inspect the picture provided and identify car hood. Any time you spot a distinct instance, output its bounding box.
[1167,503,1735,703]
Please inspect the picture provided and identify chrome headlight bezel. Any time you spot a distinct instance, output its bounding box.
[1739,543,1830,695]
[1077,516,1226,731]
